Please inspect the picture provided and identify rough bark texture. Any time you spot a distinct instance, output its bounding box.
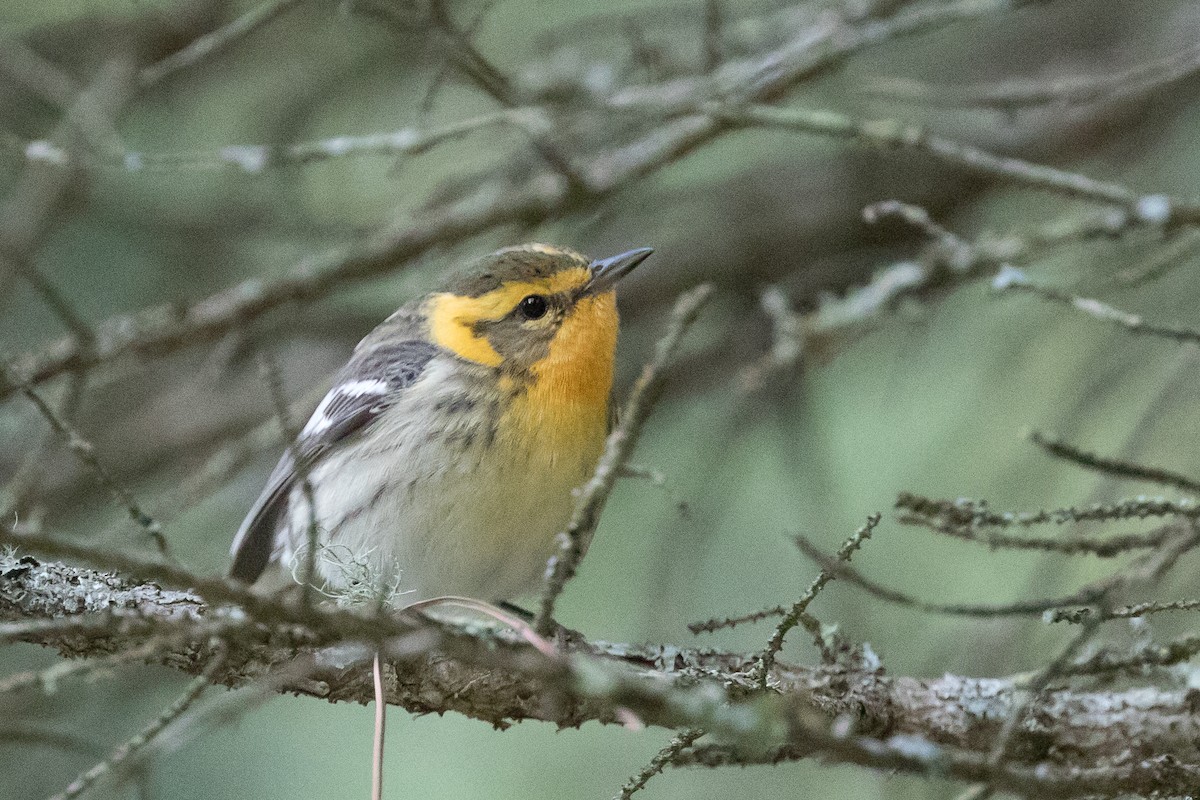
[5,553,1200,796]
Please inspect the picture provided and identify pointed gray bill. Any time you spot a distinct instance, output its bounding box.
[583,247,654,296]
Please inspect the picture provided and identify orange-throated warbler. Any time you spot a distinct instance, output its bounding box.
[229,243,653,605]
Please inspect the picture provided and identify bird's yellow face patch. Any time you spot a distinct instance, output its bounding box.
[426,267,593,367]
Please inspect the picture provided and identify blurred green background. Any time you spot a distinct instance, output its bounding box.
[4,0,1200,797]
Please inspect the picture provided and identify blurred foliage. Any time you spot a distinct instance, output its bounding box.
[4,0,1200,798]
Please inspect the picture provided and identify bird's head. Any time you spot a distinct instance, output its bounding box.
[425,244,653,381]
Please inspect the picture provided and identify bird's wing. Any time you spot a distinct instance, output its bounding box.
[228,339,440,583]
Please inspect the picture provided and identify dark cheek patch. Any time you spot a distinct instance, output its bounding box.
[477,306,563,369]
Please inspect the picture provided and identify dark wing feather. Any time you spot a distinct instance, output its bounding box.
[228,340,439,582]
[228,450,297,582]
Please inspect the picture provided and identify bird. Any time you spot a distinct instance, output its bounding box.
[229,243,654,607]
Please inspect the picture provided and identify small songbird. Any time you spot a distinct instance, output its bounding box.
[229,243,653,605]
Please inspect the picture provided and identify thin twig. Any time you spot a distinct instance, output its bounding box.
[799,203,1154,356]
[1059,632,1200,676]
[18,110,544,173]
[1110,228,1200,288]
[690,559,1106,630]
[0,614,162,645]
[905,515,1178,557]
[996,268,1200,345]
[863,40,1200,111]
[1028,430,1200,494]
[2,368,88,519]
[615,727,705,799]
[986,619,1100,767]
[137,0,308,88]
[738,285,804,392]
[710,103,1145,209]
[18,259,95,344]
[359,0,586,192]
[533,284,713,636]
[0,638,166,695]
[257,353,319,605]
[116,383,329,538]
[750,514,881,684]
[689,604,791,635]
[1051,598,1200,624]
[863,199,965,245]
[896,491,1200,528]
[671,718,1200,798]
[0,58,134,321]
[9,375,166,554]
[46,645,225,800]
[790,535,1106,618]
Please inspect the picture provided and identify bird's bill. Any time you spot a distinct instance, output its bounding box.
[582,247,654,296]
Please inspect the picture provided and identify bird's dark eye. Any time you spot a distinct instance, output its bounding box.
[518,294,548,320]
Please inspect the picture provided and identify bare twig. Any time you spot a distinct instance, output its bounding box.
[710,104,1145,208]
[986,619,1100,768]
[738,285,804,392]
[0,638,168,695]
[689,604,790,635]
[896,491,1200,528]
[673,733,1200,798]
[616,727,705,799]
[1060,632,1200,677]
[790,534,1106,618]
[750,514,881,684]
[0,58,134,315]
[799,204,1150,355]
[906,515,1179,557]
[996,268,1200,345]
[1051,598,1200,624]
[864,40,1200,111]
[137,0,308,88]
[121,383,329,536]
[1111,228,1200,288]
[9,376,166,554]
[18,260,94,344]
[3,368,88,520]
[47,645,225,800]
[18,110,546,173]
[691,530,1126,630]
[257,353,318,605]
[1029,430,1200,494]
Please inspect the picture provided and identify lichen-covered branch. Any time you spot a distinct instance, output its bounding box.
[5,555,1200,796]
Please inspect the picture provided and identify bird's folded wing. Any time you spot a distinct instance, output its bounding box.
[228,340,440,582]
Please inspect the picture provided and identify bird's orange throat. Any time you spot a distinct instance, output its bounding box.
[512,293,617,458]
[534,293,618,406]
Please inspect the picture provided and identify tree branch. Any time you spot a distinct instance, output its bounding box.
[5,555,1200,796]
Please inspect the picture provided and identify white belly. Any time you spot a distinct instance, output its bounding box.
[281,365,601,604]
